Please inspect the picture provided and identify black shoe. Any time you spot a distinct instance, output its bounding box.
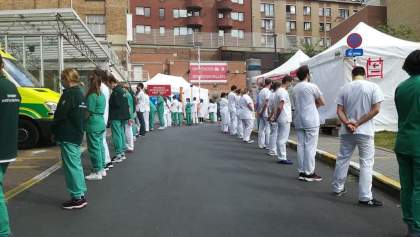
[359,199,383,207]
[62,197,87,210]
[105,162,114,169]
[298,172,306,181]
[333,189,347,197]
[304,173,323,182]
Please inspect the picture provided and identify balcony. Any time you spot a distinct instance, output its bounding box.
[217,0,233,11]
[187,16,204,27]
[186,0,203,10]
[217,18,233,29]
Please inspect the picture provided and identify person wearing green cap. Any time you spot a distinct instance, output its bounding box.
[156,93,165,130]
[0,54,20,236]
[53,68,88,210]
[185,98,193,126]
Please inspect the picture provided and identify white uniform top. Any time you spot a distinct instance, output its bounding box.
[144,94,150,112]
[198,102,206,117]
[336,79,384,137]
[177,101,183,113]
[239,94,255,120]
[220,98,229,112]
[228,91,237,113]
[235,94,241,116]
[257,87,271,118]
[100,83,110,123]
[208,103,217,113]
[137,90,148,113]
[164,100,169,115]
[274,87,292,123]
[293,81,323,129]
[192,100,198,113]
[171,99,179,112]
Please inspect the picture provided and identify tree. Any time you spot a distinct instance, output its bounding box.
[376,24,418,42]
[299,39,326,57]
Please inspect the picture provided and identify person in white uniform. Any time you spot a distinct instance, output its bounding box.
[257,79,273,149]
[293,65,325,182]
[144,90,150,132]
[177,98,183,126]
[235,88,243,139]
[192,97,199,124]
[163,97,171,128]
[228,86,238,135]
[239,89,255,143]
[100,72,113,170]
[220,92,230,133]
[267,82,281,156]
[270,76,294,165]
[136,83,147,136]
[332,66,384,207]
[208,99,217,123]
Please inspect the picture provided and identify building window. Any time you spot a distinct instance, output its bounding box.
[303,6,311,16]
[319,23,325,32]
[286,5,296,15]
[261,34,275,46]
[325,8,331,17]
[287,36,297,48]
[319,8,324,16]
[339,9,349,19]
[86,15,105,35]
[218,30,225,37]
[286,21,296,33]
[232,0,244,4]
[231,29,244,39]
[136,25,151,34]
[218,12,224,19]
[261,19,274,32]
[304,37,312,45]
[261,3,274,17]
[326,38,331,47]
[133,65,143,81]
[304,22,311,31]
[173,9,188,18]
[326,23,331,32]
[188,10,200,17]
[159,8,165,19]
[231,12,244,21]
[160,27,165,35]
[174,26,192,36]
[136,7,150,17]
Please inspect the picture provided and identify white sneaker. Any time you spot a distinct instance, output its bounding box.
[247,140,255,144]
[120,155,127,161]
[85,172,102,181]
[101,170,107,177]
[267,151,277,156]
[158,127,165,130]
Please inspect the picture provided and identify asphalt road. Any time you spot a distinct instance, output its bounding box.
[8,124,406,237]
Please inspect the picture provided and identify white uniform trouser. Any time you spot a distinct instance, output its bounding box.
[229,111,237,135]
[166,112,172,127]
[193,112,198,124]
[221,109,230,133]
[125,123,134,151]
[237,114,243,138]
[276,122,291,161]
[242,119,254,142]
[258,117,270,148]
[144,111,150,132]
[296,127,319,175]
[103,130,111,164]
[333,134,374,201]
[268,122,278,154]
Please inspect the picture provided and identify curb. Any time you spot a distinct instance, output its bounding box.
[287,140,401,198]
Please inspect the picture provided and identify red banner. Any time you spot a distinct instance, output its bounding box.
[189,62,228,84]
[147,85,171,97]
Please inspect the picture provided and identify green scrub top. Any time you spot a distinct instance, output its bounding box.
[86,93,106,133]
[125,90,135,119]
[157,96,165,112]
[185,102,192,113]
[150,100,156,113]
[394,75,420,156]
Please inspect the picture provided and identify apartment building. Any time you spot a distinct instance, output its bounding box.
[252,0,362,49]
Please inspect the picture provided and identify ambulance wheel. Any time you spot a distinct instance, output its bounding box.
[18,119,40,149]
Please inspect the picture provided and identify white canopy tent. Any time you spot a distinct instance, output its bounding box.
[305,22,420,131]
[254,50,310,81]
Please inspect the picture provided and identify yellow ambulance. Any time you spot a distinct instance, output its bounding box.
[1,50,60,149]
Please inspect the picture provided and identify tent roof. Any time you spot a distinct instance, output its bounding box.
[255,50,310,79]
[145,73,191,89]
[306,22,420,67]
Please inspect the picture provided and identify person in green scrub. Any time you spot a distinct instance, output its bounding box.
[84,69,106,181]
[0,55,20,236]
[395,50,420,237]
[108,76,130,163]
[149,99,157,131]
[123,83,135,152]
[156,93,165,130]
[53,68,88,210]
[185,98,193,126]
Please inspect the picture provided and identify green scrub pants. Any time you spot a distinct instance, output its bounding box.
[157,109,165,127]
[171,112,177,126]
[60,142,86,199]
[177,112,183,126]
[0,163,10,237]
[186,112,192,126]
[397,154,420,232]
[111,120,125,155]
[149,111,156,130]
[209,112,215,122]
[87,131,105,172]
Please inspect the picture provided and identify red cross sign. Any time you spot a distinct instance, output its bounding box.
[366,58,384,79]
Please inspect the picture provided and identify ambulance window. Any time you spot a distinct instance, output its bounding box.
[2,58,40,88]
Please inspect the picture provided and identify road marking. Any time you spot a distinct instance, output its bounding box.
[31,150,48,155]
[8,165,40,169]
[5,161,62,201]
[17,156,58,161]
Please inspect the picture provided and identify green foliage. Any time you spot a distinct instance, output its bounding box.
[376,24,419,41]
[299,39,327,57]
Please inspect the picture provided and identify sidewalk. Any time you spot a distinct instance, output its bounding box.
[288,129,400,192]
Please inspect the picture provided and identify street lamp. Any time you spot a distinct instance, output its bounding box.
[193,41,202,101]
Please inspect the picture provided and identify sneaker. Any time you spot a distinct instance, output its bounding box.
[101,170,107,177]
[259,146,266,149]
[267,151,277,156]
[158,127,165,130]
[333,189,347,197]
[277,159,293,165]
[304,173,323,182]
[359,199,383,207]
[126,149,134,153]
[104,167,110,171]
[112,157,123,163]
[246,140,254,144]
[120,155,127,161]
[106,162,114,169]
[298,172,306,181]
[62,198,87,210]
[85,172,102,181]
